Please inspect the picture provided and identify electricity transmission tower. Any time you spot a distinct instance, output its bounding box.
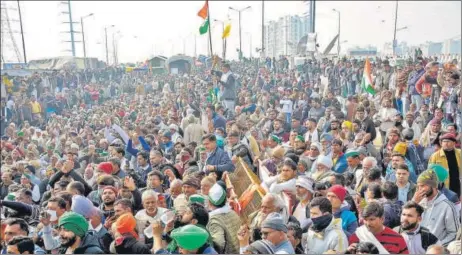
[59,0,80,56]
[0,1,22,64]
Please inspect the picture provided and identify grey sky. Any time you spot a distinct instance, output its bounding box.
[2,0,460,63]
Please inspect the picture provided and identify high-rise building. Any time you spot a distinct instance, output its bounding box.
[264,15,311,58]
[442,39,461,55]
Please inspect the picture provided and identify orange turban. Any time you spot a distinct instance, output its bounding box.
[115,213,138,239]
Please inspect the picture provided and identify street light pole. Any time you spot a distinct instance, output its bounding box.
[104,25,114,65]
[81,13,93,68]
[262,0,265,58]
[229,6,251,60]
[392,0,399,56]
[333,9,340,57]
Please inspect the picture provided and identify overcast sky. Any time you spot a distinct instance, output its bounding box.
[1,0,461,63]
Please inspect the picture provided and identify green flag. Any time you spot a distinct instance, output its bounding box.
[199,18,209,35]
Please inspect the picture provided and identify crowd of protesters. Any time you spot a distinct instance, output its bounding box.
[0,53,461,254]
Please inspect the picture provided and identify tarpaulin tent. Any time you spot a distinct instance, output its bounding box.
[166,55,193,74]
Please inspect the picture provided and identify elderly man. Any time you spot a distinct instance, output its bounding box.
[134,190,168,234]
[248,193,296,242]
[173,177,200,213]
[354,156,378,194]
[429,133,461,197]
[260,213,295,254]
[311,155,334,182]
[291,176,315,230]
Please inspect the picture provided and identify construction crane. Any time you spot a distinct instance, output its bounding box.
[0,1,22,64]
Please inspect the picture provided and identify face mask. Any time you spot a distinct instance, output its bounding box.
[311,214,333,233]
[47,209,58,221]
[394,121,402,126]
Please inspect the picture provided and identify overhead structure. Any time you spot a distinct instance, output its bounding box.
[0,1,22,63]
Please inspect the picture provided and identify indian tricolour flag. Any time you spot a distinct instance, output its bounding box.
[361,58,376,95]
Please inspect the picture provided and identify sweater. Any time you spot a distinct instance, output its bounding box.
[419,192,460,246]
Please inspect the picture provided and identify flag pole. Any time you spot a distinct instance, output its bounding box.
[207,1,213,58]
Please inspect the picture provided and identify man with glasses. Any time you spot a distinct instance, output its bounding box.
[260,213,295,254]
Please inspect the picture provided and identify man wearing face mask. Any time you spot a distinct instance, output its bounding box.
[303,197,348,254]
[394,201,439,254]
[413,169,460,246]
[40,197,68,252]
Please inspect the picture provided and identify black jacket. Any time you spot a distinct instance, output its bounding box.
[394,225,439,251]
[114,235,151,254]
[58,231,104,254]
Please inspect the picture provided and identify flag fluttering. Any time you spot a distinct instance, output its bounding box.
[197,0,209,36]
[199,18,209,35]
[361,58,376,95]
[197,0,208,19]
[222,23,231,39]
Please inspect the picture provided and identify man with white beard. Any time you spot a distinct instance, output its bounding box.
[291,176,315,230]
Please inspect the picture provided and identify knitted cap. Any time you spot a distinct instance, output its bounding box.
[393,142,407,156]
[417,169,438,188]
[261,213,287,233]
[183,177,201,189]
[316,155,333,169]
[328,185,347,202]
[295,176,315,193]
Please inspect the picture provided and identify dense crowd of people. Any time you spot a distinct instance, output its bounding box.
[0,54,461,254]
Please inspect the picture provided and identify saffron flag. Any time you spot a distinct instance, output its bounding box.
[222,23,231,39]
[361,58,376,95]
[199,18,209,35]
[197,0,208,19]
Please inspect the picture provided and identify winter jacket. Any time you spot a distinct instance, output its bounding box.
[383,199,404,229]
[333,201,358,238]
[58,231,104,254]
[205,147,235,178]
[419,192,460,246]
[114,234,151,254]
[428,148,462,191]
[303,217,348,254]
[333,154,348,174]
